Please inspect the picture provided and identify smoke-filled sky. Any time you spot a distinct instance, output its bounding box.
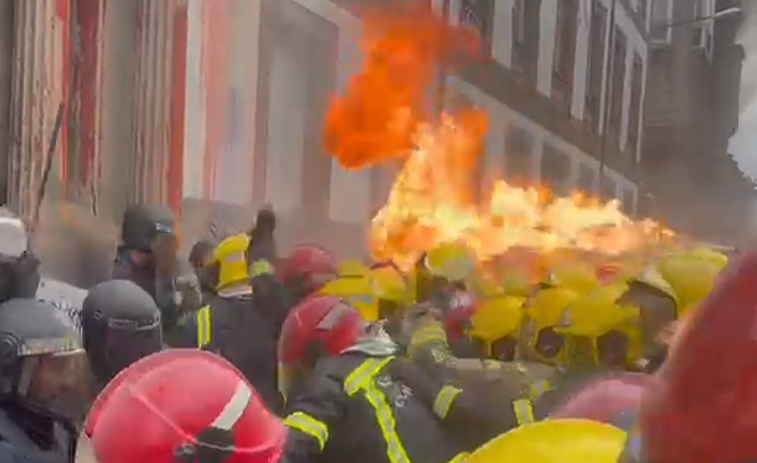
[729,1,757,180]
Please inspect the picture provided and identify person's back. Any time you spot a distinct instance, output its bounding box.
[207,292,281,413]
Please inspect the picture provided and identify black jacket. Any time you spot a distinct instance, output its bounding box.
[280,353,507,463]
[112,247,179,332]
[193,293,283,414]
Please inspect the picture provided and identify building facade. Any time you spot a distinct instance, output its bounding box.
[641,0,751,241]
[0,0,653,285]
[439,0,649,216]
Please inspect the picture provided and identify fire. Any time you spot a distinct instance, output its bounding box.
[324,2,673,271]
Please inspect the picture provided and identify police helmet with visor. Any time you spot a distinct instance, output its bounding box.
[81,280,162,387]
[0,298,90,426]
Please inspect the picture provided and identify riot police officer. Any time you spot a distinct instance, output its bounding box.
[0,208,41,303]
[112,204,180,334]
[0,298,89,463]
[80,279,163,391]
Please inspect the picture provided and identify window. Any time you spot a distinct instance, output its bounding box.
[608,28,627,143]
[651,0,671,43]
[577,163,597,194]
[541,145,572,195]
[585,0,607,132]
[553,0,578,112]
[505,125,534,181]
[627,54,643,154]
[460,0,495,51]
[512,0,541,86]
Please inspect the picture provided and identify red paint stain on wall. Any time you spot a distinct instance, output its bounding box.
[168,2,188,215]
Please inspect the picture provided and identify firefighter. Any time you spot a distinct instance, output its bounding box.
[80,279,163,391]
[277,295,528,463]
[112,203,181,333]
[463,419,626,463]
[319,273,377,321]
[554,283,640,372]
[623,251,757,463]
[191,233,283,413]
[517,286,579,365]
[277,244,339,305]
[0,298,89,463]
[78,349,286,463]
[415,242,475,305]
[0,207,41,302]
[469,295,525,362]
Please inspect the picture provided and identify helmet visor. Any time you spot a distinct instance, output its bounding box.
[22,350,91,425]
[105,317,163,376]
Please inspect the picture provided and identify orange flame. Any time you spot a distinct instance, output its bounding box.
[324,2,674,271]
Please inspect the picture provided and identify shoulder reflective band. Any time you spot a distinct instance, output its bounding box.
[196,305,211,348]
[513,399,535,426]
[249,259,274,278]
[283,411,329,451]
[528,380,551,400]
[409,324,447,349]
[344,357,411,463]
[433,385,462,419]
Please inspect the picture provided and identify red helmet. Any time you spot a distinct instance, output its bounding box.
[83,349,285,463]
[277,244,338,293]
[549,372,645,431]
[638,251,757,463]
[445,290,477,342]
[277,296,366,397]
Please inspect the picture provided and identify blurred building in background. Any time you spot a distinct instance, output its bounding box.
[435,0,647,216]
[641,0,752,242]
[0,0,749,285]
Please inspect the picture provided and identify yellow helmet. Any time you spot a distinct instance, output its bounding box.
[319,276,378,321]
[424,242,476,281]
[465,419,625,463]
[657,247,727,315]
[555,284,641,369]
[369,266,410,319]
[338,260,369,278]
[208,234,253,290]
[544,262,600,293]
[468,274,504,299]
[520,287,580,364]
[470,296,525,361]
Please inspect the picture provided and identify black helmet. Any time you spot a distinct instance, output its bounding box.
[81,279,163,388]
[0,298,89,424]
[120,204,175,252]
[0,208,40,301]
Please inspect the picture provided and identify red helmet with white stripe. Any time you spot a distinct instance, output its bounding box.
[277,296,366,398]
[80,349,285,463]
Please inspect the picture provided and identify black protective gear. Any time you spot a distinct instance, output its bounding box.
[280,352,476,463]
[188,292,284,414]
[119,204,175,253]
[0,298,88,462]
[81,279,163,389]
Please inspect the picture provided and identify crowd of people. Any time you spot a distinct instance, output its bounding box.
[0,200,748,463]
